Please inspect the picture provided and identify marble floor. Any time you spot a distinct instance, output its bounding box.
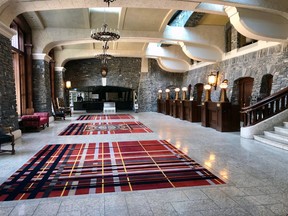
[0,111,288,216]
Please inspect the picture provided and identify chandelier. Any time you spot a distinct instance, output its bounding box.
[104,0,116,7]
[90,0,120,42]
[91,23,120,42]
[95,41,113,64]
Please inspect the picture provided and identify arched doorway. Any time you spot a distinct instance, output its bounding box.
[192,83,204,105]
[258,74,273,101]
[231,77,254,108]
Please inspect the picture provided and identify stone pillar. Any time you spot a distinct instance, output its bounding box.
[25,44,33,109]
[54,67,66,99]
[32,53,52,115]
[0,29,19,129]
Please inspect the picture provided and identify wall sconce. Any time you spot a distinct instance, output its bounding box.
[208,71,219,90]
[204,84,212,102]
[175,88,180,100]
[66,81,71,89]
[101,65,108,77]
[182,87,188,100]
[158,89,162,100]
[219,79,229,102]
[165,89,170,100]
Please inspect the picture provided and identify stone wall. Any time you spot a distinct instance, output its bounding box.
[65,57,141,90]
[183,43,288,104]
[0,34,18,129]
[32,60,52,114]
[138,60,183,112]
[64,58,183,112]
[54,70,64,99]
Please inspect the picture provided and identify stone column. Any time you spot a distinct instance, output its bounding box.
[25,44,33,110]
[0,31,19,129]
[54,67,66,99]
[32,53,52,115]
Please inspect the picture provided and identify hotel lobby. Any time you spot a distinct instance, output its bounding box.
[0,0,288,215]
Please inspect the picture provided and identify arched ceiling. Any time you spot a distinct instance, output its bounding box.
[0,0,287,72]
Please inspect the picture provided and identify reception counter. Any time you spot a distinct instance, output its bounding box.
[74,101,133,111]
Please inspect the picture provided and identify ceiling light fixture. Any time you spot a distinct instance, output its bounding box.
[90,0,120,42]
[95,41,113,64]
[104,0,116,7]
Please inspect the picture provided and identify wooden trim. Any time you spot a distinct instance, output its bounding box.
[241,86,288,127]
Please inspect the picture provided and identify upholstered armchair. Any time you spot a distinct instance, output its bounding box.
[0,125,15,154]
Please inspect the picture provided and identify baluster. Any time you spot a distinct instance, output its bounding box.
[246,112,250,126]
[252,109,257,124]
[270,101,274,115]
[275,99,280,113]
[263,104,269,119]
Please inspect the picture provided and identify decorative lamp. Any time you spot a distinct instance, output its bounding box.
[165,89,170,100]
[175,88,180,100]
[208,71,219,90]
[182,87,188,100]
[101,65,108,77]
[66,81,71,89]
[219,79,229,102]
[91,24,120,42]
[158,89,162,100]
[204,84,212,102]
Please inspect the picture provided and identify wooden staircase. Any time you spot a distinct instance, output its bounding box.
[254,122,288,150]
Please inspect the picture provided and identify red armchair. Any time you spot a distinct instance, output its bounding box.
[21,112,49,131]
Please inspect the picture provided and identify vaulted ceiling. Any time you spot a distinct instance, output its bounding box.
[0,0,287,72]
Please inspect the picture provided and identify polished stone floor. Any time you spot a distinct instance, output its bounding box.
[0,111,288,216]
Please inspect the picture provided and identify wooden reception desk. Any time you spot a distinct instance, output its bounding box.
[201,101,240,132]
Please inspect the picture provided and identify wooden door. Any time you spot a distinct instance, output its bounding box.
[239,77,254,108]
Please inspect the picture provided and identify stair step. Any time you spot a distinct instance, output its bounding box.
[274,126,288,135]
[283,122,288,128]
[254,135,288,150]
[264,131,288,144]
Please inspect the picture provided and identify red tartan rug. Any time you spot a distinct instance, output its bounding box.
[59,121,153,135]
[0,140,224,201]
[77,114,134,120]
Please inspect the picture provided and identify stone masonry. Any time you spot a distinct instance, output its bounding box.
[0,34,18,129]
[32,60,52,115]
[64,58,183,112]
[183,43,288,104]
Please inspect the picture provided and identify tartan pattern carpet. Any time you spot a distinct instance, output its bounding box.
[58,121,153,135]
[0,140,224,201]
[76,114,134,121]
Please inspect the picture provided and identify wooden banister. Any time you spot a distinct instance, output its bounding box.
[241,87,288,127]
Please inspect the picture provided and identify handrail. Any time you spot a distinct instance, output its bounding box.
[241,86,288,127]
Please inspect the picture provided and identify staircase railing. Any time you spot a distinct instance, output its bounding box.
[241,87,288,127]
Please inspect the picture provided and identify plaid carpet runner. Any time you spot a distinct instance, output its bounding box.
[58,121,152,135]
[0,140,224,201]
[77,114,134,120]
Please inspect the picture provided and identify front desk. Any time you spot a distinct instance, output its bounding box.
[183,100,201,122]
[74,101,133,111]
[201,101,240,132]
[157,99,202,122]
